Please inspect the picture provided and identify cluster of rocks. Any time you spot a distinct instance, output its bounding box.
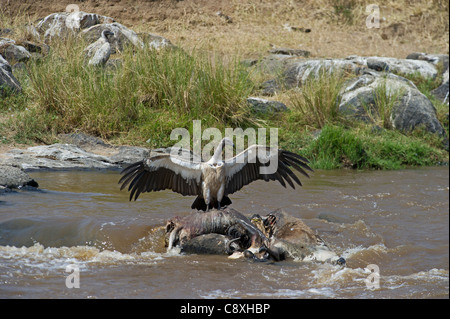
[251,51,449,149]
[0,132,148,192]
[1,11,175,94]
[0,133,147,170]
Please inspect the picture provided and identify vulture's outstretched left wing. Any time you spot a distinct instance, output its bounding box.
[119,151,203,201]
[223,145,312,195]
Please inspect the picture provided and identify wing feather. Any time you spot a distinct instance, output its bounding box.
[224,145,312,195]
[119,153,202,201]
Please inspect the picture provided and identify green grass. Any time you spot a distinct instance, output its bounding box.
[2,37,255,147]
[0,33,447,169]
[371,77,405,130]
[287,70,346,129]
[277,124,446,169]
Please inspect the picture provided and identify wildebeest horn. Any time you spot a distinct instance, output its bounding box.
[226,237,241,255]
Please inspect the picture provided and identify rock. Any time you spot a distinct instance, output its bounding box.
[0,43,31,64]
[0,37,16,46]
[259,78,281,96]
[339,70,448,148]
[0,144,115,170]
[278,56,438,91]
[406,52,449,73]
[138,32,175,50]
[282,58,366,88]
[0,55,22,97]
[109,146,149,164]
[347,55,438,79]
[269,48,311,57]
[247,97,288,114]
[254,54,294,75]
[35,11,114,41]
[35,13,75,39]
[0,165,38,189]
[0,135,149,170]
[81,22,143,53]
[431,68,449,104]
[404,53,450,103]
[366,58,390,72]
[33,11,173,54]
[21,40,50,55]
[258,54,437,95]
[67,11,114,29]
[1,38,32,64]
[58,132,112,151]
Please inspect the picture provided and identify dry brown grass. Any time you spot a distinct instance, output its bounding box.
[1,0,448,60]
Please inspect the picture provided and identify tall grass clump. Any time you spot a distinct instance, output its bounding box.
[25,35,138,137]
[129,47,254,126]
[19,38,254,144]
[288,70,347,129]
[371,78,404,130]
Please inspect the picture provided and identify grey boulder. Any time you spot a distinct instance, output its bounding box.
[339,71,448,149]
[431,68,449,104]
[0,38,32,64]
[247,97,288,114]
[34,11,114,41]
[0,55,22,97]
[81,22,143,53]
[0,165,38,190]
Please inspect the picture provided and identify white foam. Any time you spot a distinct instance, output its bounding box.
[341,243,389,259]
[200,287,336,299]
[0,242,167,272]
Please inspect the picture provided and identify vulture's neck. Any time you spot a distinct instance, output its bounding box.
[208,140,225,164]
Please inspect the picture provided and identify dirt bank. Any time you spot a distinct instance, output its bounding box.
[1,0,448,59]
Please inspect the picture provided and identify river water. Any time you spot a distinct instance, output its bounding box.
[0,167,448,299]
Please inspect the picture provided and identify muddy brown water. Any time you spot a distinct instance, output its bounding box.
[0,167,448,299]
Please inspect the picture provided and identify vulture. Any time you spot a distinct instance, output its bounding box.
[84,29,114,67]
[119,138,313,211]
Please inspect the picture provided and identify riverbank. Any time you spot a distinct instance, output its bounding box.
[1,1,449,178]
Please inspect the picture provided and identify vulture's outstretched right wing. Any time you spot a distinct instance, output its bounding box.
[223,145,313,195]
[119,152,203,201]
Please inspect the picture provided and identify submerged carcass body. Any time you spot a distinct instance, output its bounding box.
[164,208,345,265]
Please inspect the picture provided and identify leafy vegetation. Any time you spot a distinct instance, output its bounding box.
[0,25,447,169]
[1,37,254,147]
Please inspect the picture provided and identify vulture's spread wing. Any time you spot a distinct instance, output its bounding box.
[119,152,203,201]
[223,145,313,195]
